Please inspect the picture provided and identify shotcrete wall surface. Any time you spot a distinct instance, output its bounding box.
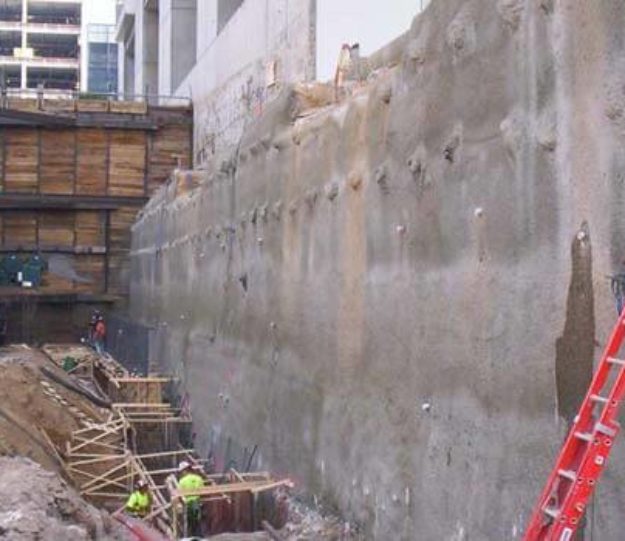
[129,1,625,538]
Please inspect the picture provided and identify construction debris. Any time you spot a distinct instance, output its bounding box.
[0,456,127,541]
[280,498,360,541]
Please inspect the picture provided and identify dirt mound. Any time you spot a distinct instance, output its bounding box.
[0,345,106,473]
[0,456,127,540]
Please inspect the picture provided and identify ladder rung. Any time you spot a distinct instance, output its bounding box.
[595,422,618,438]
[558,469,577,482]
[590,394,610,404]
[574,431,593,443]
[544,506,559,519]
[607,356,625,366]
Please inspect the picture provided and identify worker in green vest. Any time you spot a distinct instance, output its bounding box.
[177,461,204,537]
[125,479,151,518]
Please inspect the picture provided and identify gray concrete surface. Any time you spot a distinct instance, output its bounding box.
[128,1,625,538]
[178,0,317,165]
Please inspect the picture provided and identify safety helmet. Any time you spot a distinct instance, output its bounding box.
[136,479,147,489]
[178,460,191,472]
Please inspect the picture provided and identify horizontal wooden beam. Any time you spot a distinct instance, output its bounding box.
[112,377,170,383]
[0,245,106,255]
[0,289,121,304]
[112,403,172,409]
[171,479,294,499]
[125,418,192,424]
[0,108,159,130]
[0,194,148,210]
[133,448,196,460]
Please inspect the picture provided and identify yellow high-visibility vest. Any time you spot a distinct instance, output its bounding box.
[178,473,204,503]
[126,491,151,516]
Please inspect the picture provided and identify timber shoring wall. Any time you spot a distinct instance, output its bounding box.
[0,106,192,297]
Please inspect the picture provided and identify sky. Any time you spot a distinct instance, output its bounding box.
[316,0,431,81]
[83,0,117,26]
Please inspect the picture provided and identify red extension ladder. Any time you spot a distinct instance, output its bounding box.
[523,309,625,540]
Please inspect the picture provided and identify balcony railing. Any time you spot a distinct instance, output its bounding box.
[0,55,79,68]
[0,87,192,106]
[0,21,81,34]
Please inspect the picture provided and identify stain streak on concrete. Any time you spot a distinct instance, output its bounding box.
[555,222,594,423]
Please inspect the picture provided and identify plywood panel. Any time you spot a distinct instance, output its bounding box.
[109,206,139,251]
[42,253,76,292]
[40,269,74,292]
[74,255,105,293]
[7,98,38,112]
[75,211,105,247]
[76,100,109,113]
[108,131,146,197]
[76,129,107,195]
[109,101,147,115]
[40,130,75,195]
[43,99,75,113]
[38,212,75,248]
[148,125,191,195]
[4,129,38,193]
[3,212,37,246]
[40,254,104,294]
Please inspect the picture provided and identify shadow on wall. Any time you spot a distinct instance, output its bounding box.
[218,0,245,33]
[106,314,153,376]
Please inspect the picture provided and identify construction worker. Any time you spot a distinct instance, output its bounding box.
[87,312,97,344]
[125,479,152,518]
[177,461,204,537]
[93,314,106,355]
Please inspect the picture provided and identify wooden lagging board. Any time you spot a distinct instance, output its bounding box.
[40,130,75,195]
[0,107,191,297]
[76,129,107,196]
[0,210,107,294]
[4,129,38,193]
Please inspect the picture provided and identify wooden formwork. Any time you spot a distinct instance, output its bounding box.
[45,346,292,538]
[92,355,168,404]
[166,470,292,538]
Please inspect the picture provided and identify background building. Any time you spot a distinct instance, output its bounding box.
[85,23,117,93]
[80,0,116,92]
[116,0,431,165]
[0,0,118,93]
[0,0,82,91]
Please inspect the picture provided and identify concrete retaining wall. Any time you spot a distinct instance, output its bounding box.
[129,1,625,538]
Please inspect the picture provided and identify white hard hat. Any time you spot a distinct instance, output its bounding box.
[136,479,147,488]
[178,460,191,472]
